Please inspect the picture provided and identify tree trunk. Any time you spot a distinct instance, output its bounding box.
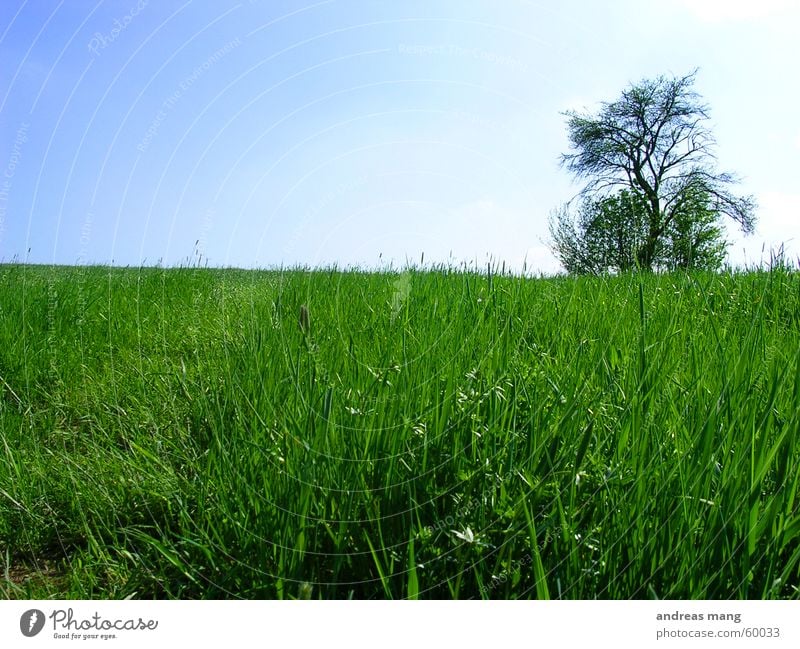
[636,197,662,271]
[637,234,658,270]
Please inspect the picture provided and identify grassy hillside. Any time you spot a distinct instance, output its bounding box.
[1,263,799,599]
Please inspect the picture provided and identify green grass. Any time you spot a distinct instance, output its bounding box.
[1,262,799,599]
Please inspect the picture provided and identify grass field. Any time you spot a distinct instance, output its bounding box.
[1,262,799,599]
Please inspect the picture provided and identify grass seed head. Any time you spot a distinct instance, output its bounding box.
[299,304,310,334]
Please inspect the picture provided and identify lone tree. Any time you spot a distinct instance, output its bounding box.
[553,70,755,272]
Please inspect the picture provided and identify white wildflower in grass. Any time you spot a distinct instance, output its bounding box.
[451,527,475,543]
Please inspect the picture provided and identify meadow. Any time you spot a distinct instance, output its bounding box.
[0,262,798,599]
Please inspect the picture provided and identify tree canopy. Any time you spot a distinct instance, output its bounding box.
[550,188,727,274]
[553,70,755,272]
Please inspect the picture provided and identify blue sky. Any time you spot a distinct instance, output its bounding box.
[1,0,798,273]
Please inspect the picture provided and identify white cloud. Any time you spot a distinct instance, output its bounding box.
[414,200,559,274]
[521,245,562,276]
[727,191,800,267]
[754,191,800,242]
[679,0,795,22]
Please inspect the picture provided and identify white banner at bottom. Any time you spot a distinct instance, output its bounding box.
[1,600,796,648]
